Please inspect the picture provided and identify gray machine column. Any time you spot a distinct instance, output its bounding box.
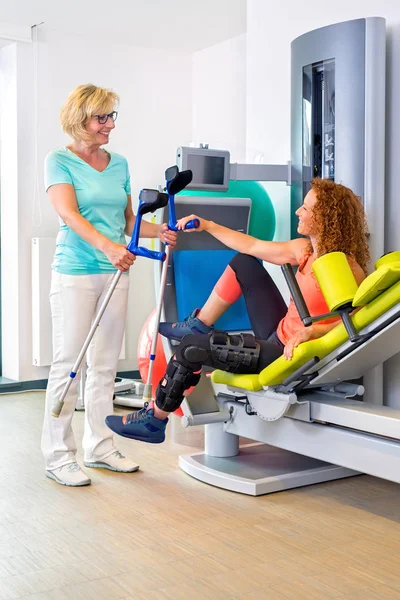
[291,17,386,406]
[291,17,385,262]
[204,422,239,457]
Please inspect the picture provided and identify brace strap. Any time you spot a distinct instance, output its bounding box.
[210,331,260,373]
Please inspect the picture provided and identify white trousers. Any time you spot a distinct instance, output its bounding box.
[41,272,129,470]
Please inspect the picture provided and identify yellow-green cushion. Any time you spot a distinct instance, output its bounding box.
[375,251,400,269]
[352,263,400,307]
[211,371,262,391]
[259,279,400,387]
[211,277,400,391]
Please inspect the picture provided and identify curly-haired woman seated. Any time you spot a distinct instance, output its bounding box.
[106,178,369,443]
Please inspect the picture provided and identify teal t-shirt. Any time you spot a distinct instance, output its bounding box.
[45,146,131,275]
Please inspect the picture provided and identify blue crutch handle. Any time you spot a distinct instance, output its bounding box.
[128,245,166,261]
[126,196,166,261]
[168,217,200,231]
[184,218,200,230]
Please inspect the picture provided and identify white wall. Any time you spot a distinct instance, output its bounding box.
[246,0,400,408]
[192,33,291,301]
[1,29,192,381]
[0,43,20,381]
[247,0,399,164]
[192,35,247,162]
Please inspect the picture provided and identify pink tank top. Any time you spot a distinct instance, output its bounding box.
[277,253,340,345]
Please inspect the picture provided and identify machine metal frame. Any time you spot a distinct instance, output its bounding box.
[178,305,400,495]
[154,17,389,496]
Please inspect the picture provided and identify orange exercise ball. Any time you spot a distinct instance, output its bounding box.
[137,309,183,417]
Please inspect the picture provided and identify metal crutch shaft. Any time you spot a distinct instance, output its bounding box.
[141,166,197,405]
[51,270,123,418]
[142,245,171,403]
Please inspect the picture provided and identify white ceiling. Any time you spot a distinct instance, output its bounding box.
[0,0,247,52]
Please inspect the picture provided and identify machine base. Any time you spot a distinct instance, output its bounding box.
[179,443,360,496]
[114,377,137,393]
[113,393,146,409]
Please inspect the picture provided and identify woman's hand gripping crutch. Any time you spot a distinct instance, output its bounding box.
[142,166,199,404]
[52,189,169,418]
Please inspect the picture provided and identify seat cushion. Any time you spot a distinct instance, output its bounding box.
[259,279,400,387]
[352,263,400,307]
[211,268,400,391]
[375,251,400,269]
[211,371,263,391]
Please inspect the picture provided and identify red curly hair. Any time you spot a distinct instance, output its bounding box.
[306,178,370,274]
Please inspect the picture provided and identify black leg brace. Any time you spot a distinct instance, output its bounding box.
[155,360,202,413]
[208,331,260,373]
[155,332,260,413]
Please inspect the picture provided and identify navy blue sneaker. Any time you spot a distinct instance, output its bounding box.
[105,406,168,444]
[158,308,213,341]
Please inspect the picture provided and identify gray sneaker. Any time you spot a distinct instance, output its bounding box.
[84,450,139,473]
[46,462,91,487]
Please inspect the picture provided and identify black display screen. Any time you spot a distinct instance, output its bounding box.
[187,154,225,185]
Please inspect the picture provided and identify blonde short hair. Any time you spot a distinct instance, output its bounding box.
[60,84,119,141]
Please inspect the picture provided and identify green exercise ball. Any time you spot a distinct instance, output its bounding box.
[178,180,276,241]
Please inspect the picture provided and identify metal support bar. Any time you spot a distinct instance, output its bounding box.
[281,264,313,326]
[340,310,364,342]
[279,356,320,391]
[229,162,291,184]
[181,409,232,428]
[319,382,364,398]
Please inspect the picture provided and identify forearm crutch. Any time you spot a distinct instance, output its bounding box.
[52,189,169,418]
[142,165,199,403]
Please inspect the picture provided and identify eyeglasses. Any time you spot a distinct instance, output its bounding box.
[92,111,118,125]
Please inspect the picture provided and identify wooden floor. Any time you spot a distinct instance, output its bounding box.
[0,391,399,600]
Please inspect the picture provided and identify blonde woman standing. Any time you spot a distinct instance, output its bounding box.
[42,84,177,486]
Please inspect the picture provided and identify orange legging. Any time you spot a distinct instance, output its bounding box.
[214,265,242,304]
